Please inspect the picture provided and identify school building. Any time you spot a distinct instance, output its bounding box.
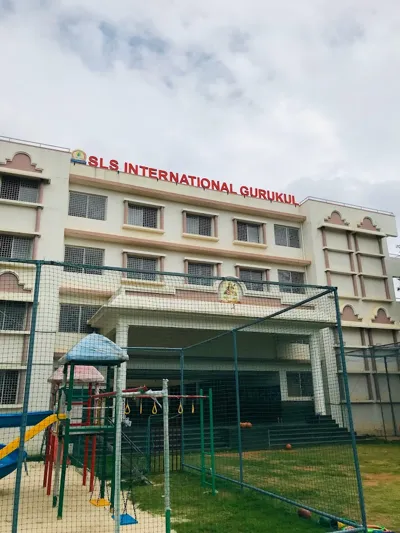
[0,135,399,437]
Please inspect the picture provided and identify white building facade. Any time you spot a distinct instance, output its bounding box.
[0,136,399,436]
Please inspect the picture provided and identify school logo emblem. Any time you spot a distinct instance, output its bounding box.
[71,149,87,164]
[219,280,241,304]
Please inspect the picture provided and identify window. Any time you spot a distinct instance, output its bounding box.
[0,301,27,330]
[0,175,39,203]
[239,268,265,292]
[64,245,104,275]
[187,262,214,286]
[185,214,213,237]
[68,191,107,220]
[287,372,313,398]
[128,204,159,229]
[278,270,305,294]
[127,255,159,282]
[0,371,19,404]
[0,234,33,260]
[236,221,262,243]
[59,305,99,333]
[274,225,300,248]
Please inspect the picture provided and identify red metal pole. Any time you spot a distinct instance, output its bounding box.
[46,433,55,496]
[90,385,148,400]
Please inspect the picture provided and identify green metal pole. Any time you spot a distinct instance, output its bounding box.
[163,380,171,533]
[208,388,216,496]
[200,389,206,487]
[146,416,152,474]
[58,364,75,519]
[232,331,244,488]
[12,261,42,533]
[180,349,185,470]
[100,367,111,500]
[333,289,368,532]
[110,370,117,511]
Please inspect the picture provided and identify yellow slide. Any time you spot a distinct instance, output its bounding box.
[0,414,66,461]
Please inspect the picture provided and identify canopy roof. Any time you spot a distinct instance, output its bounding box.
[58,333,129,366]
[49,365,105,384]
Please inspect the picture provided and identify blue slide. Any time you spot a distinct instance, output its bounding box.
[0,411,52,480]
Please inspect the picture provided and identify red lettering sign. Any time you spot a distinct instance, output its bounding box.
[84,156,298,206]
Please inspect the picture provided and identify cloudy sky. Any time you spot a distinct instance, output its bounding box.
[1,0,399,249]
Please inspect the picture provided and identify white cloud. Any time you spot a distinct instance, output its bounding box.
[1,0,400,236]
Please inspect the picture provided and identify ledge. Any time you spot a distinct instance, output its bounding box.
[122,224,165,235]
[233,240,267,249]
[70,174,307,223]
[65,228,312,267]
[325,269,357,276]
[361,297,393,303]
[322,246,352,253]
[0,330,30,335]
[358,273,388,280]
[355,251,385,258]
[0,198,43,209]
[182,233,219,242]
[319,223,386,237]
[121,278,165,287]
[0,261,36,269]
[0,166,50,182]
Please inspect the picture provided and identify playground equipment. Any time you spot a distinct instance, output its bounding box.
[0,411,60,480]
[1,333,216,532]
[47,333,216,532]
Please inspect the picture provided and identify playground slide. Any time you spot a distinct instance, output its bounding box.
[0,445,27,480]
[0,413,66,462]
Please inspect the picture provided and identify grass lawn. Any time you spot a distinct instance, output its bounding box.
[132,441,400,533]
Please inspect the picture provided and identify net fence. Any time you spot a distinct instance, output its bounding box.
[0,259,367,532]
[342,344,400,439]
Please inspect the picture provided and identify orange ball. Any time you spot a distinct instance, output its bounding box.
[285,443,292,450]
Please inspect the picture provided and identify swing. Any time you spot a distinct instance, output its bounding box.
[89,476,110,507]
[112,485,138,525]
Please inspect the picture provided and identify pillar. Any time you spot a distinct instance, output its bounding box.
[309,332,326,416]
[321,328,343,426]
[115,320,129,392]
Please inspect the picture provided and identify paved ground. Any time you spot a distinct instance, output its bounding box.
[0,462,167,533]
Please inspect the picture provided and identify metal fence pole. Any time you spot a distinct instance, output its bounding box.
[333,288,368,532]
[163,379,171,533]
[12,261,42,533]
[232,331,244,488]
[384,356,398,437]
[180,349,185,469]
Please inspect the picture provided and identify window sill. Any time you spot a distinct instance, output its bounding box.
[0,198,43,209]
[121,278,165,287]
[182,233,219,242]
[122,224,165,235]
[0,404,23,409]
[0,261,36,269]
[233,240,267,249]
